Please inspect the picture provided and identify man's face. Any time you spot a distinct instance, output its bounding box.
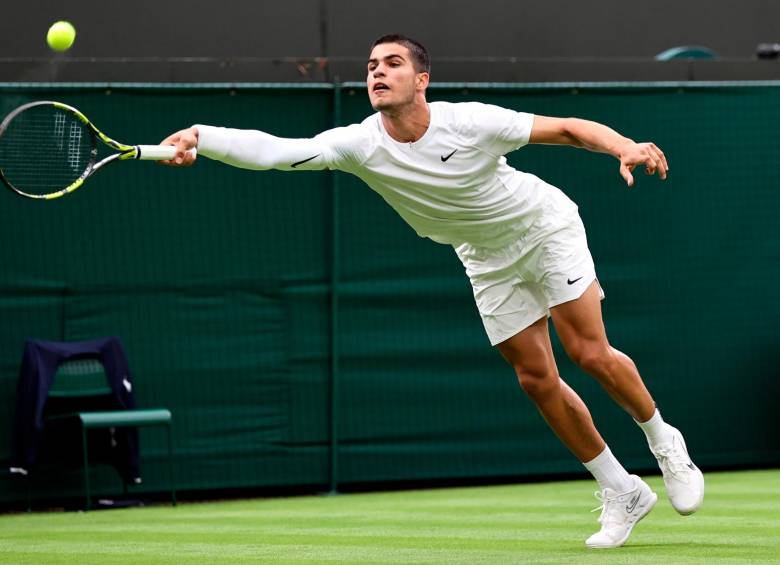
[367,43,425,111]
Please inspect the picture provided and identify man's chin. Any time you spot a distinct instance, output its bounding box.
[369,96,393,111]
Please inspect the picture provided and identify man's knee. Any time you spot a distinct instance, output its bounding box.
[515,366,560,403]
[568,341,616,379]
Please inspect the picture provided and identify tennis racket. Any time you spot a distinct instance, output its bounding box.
[0,100,194,200]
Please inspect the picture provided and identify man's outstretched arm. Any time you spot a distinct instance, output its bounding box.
[529,116,668,187]
[158,126,329,171]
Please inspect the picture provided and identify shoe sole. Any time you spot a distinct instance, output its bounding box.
[586,491,658,549]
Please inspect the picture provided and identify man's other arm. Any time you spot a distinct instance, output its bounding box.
[529,116,669,187]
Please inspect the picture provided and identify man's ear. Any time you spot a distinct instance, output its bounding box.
[417,72,430,91]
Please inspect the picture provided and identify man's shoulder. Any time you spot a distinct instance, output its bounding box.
[431,101,521,132]
[316,119,375,148]
[431,100,508,116]
[430,101,534,151]
[430,101,515,140]
[313,119,378,168]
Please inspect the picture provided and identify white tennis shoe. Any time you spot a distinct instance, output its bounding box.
[651,426,704,515]
[586,475,657,549]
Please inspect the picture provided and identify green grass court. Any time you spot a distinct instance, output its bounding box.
[0,469,778,564]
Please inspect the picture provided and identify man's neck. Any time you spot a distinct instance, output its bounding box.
[380,100,430,143]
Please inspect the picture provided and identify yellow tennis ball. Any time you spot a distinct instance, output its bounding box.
[47,21,76,52]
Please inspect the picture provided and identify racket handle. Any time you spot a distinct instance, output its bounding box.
[135,145,197,161]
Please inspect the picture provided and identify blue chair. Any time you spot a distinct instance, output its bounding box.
[10,338,175,510]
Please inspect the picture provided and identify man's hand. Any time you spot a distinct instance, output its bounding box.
[158,127,199,166]
[617,141,668,187]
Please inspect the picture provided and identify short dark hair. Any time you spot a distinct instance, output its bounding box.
[371,34,430,74]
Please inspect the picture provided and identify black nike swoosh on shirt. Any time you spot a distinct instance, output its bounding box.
[567,277,583,285]
[441,149,458,162]
[290,154,321,168]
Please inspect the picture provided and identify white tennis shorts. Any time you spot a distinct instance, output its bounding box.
[455,213,604,346]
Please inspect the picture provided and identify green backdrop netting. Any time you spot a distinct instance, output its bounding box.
[0,84,777,503]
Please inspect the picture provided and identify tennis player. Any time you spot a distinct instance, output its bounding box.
[161,34,704,549]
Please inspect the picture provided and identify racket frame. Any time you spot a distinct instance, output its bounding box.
[0,100,175,200]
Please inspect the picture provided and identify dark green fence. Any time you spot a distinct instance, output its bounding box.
[1,82,778,505]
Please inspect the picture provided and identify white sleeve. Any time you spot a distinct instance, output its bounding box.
[194,124,366,172]
[466,103,534,156]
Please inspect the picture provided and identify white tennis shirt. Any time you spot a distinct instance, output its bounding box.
[195,101,579,249]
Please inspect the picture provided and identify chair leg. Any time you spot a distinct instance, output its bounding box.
[167,424,176,506]
[26,473,31,513]
[81,425,91,511]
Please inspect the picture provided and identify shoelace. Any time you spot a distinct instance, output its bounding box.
[654,437,691,478]
[591,490,624,527]
[591,491,607,524]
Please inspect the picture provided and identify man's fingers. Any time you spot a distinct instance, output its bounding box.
[158,148,189,167]
[621,142,669,184]
[651,145,668,179]
[179,148,197,166]
[157,128,198,166]
[643,143,668,180]
[637,145,668,180]
[156,133,181,166]
[651,143,669,174]
[620,163,635,187]
[172,146,197,166]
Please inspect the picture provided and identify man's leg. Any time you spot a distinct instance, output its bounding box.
[497,316,657,548]
[550,280,704,515]
[550,281,654,422]
[496,315,605,462]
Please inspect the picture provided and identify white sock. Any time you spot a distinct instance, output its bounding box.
[583,446,635,493]
[636,408,674,448]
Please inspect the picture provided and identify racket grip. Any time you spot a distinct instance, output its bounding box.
[135,145,197,161]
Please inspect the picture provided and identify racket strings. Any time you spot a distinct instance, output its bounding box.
[0,105,95,196]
